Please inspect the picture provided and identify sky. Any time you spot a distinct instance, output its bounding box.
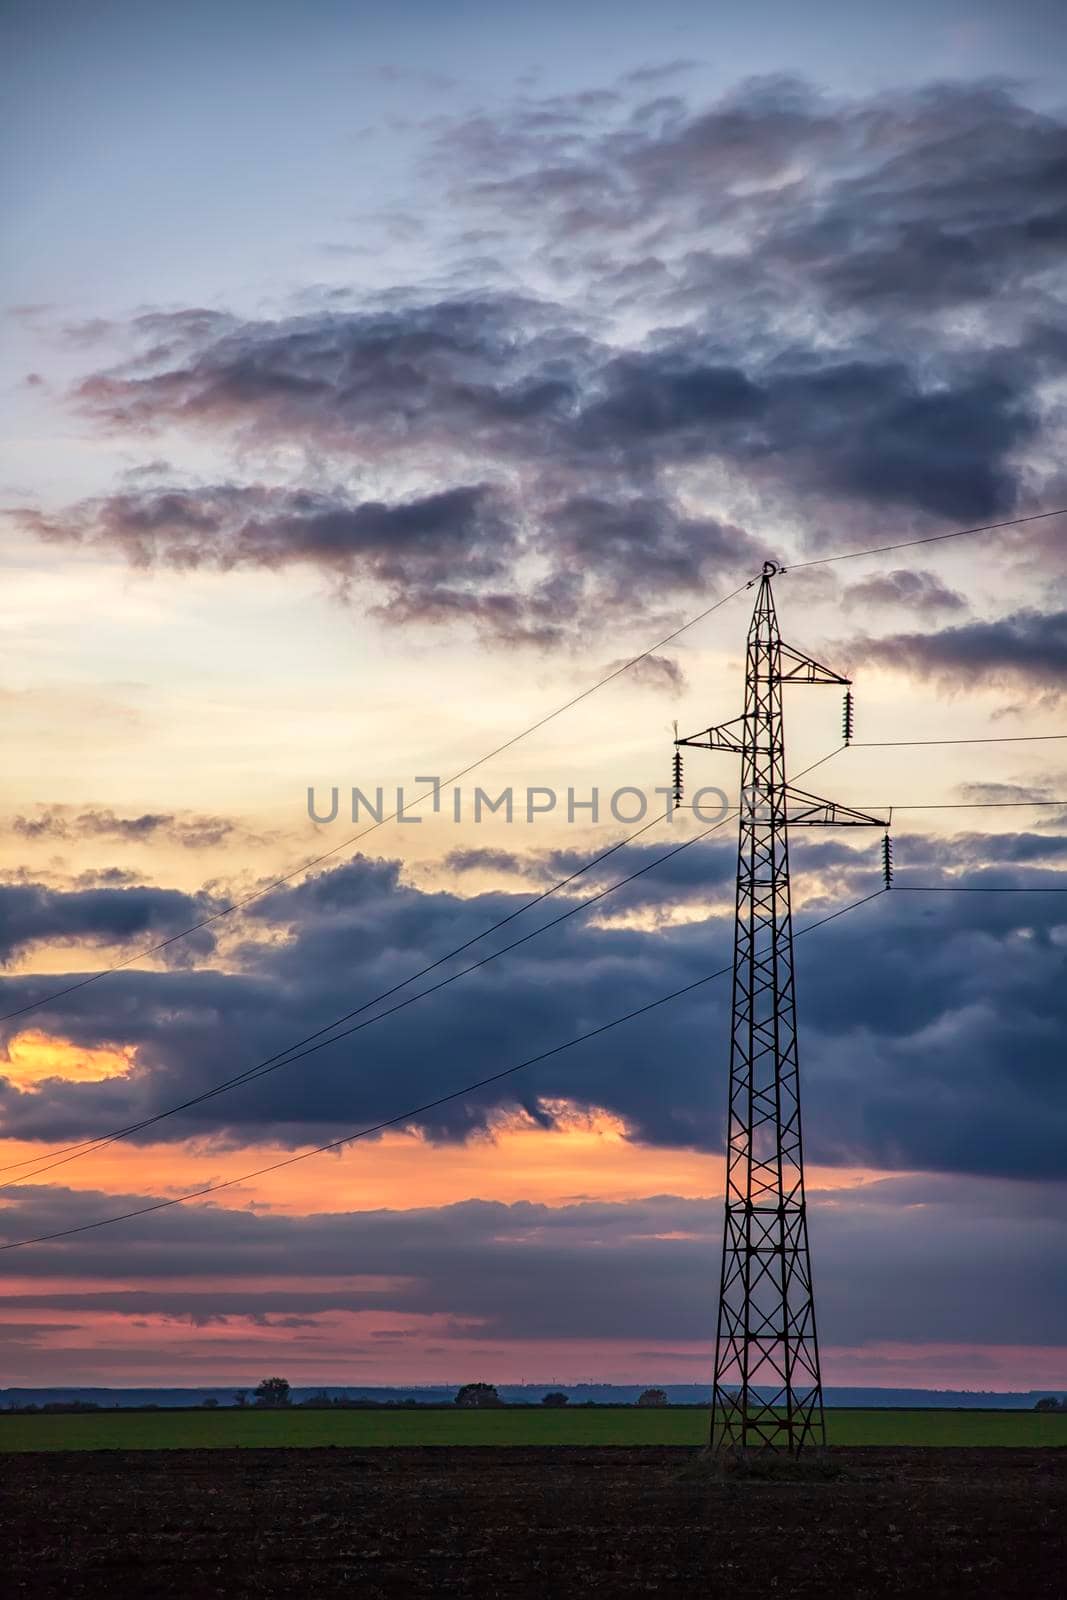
[1,0,1066,1393]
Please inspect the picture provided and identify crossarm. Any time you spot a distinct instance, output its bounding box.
[782,785,887,827]
[675,715,745,754]
[776,642,851,686]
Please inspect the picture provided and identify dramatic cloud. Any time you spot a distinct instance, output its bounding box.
[542,496,755,606]
[23,482,509,580]
[58,301,1043,528]
[569,349,1036,519]
[959,783,1057,805]
[70,294,583,449]
[443,847,532,879]
[604,652,686,693]
[842,569,966,615]
[892,827,1067,870]
[10,807,240,850]
[0,882,217,966]
[18,482,552,638]
[445,76,1067,319]
[9,77,1063,659]
[1,838,1064,1181]
[14,474,762,643]
[850,608,1067,692]
[0,1175,1063,1355]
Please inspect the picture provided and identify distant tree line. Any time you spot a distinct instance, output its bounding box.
[453,1383,669,1408]
[4,1400,106,1415]
[228,1379,681,1410]
[1034,1397,1067,1412]
[1,1379,689,1414]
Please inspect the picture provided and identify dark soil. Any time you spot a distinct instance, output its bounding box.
[3,1445,1064,1597]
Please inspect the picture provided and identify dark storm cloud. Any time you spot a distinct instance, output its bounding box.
[529,835,739,907]
[567,352,765,460]
[959,783,1056,805]
[0,881,216,965]
[22,323,1037,649]
[841,569,966,615]
[1,838,1064,1181]
[849,608,1067,691]
[4,75,1063,695]
[0,1177,1063,1352]
[19,480,539,632]
[61,296,1041,526]
[72,294,584,446]
[444,846,534,877]
[24,483,513,584]
[448,76,1067,317]
[891,828,1067,871]
[543,495,757,596]
[438,834,742,903]
[20,72,1062,638]
[603,652,686,693]
[772,88,1067,315]
[73,868,142,888]
[10,807,239,850]
[568,350,1035,519]
[609,73,841,208]
[448,74,838,234]
[440,834,876,900]
[16,479,762,646]
[621,61,698,89]
[44,300,1042,585]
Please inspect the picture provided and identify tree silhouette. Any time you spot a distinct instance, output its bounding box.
[636,1387,668,1408]
[253,1376,292,1408]
[455,1382,502,1408]
[541,1391,569,1407]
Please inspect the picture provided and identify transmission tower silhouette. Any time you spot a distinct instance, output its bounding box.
[676,562,885,1454]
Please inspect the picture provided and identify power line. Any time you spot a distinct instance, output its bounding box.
[680,796,1066,814]
[786,746,847,782]
[854,735,1067,748]
[884,800,1066,810]
[893,884,1067,893]
[784,505,1067,571]
[0,888,887,1254]
[0,809,738,1186]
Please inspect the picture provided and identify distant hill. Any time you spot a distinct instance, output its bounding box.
[2,1383,1063,1410]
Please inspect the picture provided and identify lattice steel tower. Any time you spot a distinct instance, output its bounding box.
[676,562,884,1454]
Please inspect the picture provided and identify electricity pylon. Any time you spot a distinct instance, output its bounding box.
[676,562,885,1454]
